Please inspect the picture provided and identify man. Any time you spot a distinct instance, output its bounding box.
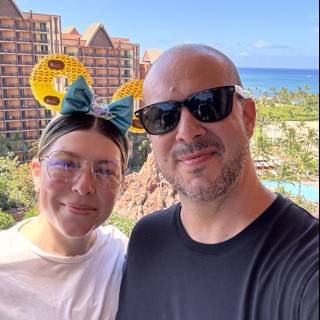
[116,44,318,320]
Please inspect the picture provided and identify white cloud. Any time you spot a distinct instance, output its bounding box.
[312,27,319,33]
[236,52,249,56]
[252,40,269,48]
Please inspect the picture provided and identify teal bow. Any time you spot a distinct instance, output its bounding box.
[60,75,133,135]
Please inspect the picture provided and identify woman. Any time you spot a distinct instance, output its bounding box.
[0,76,133,320]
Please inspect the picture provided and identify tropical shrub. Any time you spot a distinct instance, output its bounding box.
[0,211,15,230]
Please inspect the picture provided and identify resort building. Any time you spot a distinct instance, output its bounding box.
[140,48,163,80]
[62,24,140,101]
[0,0,140,160]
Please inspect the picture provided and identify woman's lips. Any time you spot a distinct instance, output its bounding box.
[62,203,97,216]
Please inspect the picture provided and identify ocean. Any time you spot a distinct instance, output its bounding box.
[238,68,319,95]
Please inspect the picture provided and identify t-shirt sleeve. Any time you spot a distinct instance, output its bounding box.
[299,270,319,320]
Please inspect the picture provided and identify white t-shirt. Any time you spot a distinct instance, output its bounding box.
[0,219,128,320]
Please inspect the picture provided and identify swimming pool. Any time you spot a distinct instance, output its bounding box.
[262,180,319,202]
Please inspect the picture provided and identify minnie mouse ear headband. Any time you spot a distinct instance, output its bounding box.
[60,75,133,136]
[29,54,134,136]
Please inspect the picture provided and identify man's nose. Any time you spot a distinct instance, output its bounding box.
[175,107,207,143]
[71,166,96,196]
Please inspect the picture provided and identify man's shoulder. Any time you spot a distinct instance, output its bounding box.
[274,195,318,233]
[130,203,180,236]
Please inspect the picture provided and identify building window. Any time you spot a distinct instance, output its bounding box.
[40,23,47,31]
[40,45,48,53]
[40,34,47,42]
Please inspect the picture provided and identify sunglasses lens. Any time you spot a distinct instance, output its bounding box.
[188,88,233,122]
[137,86,235,135]
[140,103,180,135]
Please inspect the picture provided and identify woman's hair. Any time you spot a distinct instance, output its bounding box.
[37,112,130,172]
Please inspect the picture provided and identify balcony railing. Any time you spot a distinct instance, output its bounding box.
[5,116,20,121]
[33,39,48,44]
[64,52,78,56]
[2,105,20,110]
[1,83,18,88]
[0,61,16,65]
[17,50,33,54]
[1,72,18,76]
[17,38,32,43]
[15,25,30,31]
[3,95,19,99]
[21,104,36,109]
[0,24,14,29]
[31,27,48,32]
[0,36,15,41]
[35,51,49,55]
[0,49,16,53]
[20,95,34,99]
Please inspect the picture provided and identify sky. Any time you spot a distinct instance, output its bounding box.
[15,0,319,69]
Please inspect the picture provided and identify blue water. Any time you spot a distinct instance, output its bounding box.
[262,180,319,202]
[239,68,319,95]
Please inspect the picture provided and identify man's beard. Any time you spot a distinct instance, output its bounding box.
[156,134,249,201]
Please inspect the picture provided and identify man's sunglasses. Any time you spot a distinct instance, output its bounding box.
[135,85,244,135]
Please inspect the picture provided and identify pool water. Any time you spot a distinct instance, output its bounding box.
[262,180,319,202]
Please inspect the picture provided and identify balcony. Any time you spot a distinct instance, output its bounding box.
[35,51,49,55]
[2,95,19,99]
[2,105,19,110]
[20,95,34,99]
[0,24,14,30]
[0,48,16,53]
[1,72,18,77]
[32,27,48,32]
[1,83,18,88]
[21,104,36,109]
[33,39,48,44]
[0,60,16,65]
[0,36,15,41]
[17,38,32,43]
[5,116,20,121]
[15,25,30,31]
[65,52,78,56]
[17,50,33,54]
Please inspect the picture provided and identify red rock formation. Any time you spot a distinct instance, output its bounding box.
[114,152,179,220]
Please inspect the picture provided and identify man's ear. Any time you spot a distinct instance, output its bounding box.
[242,98,256,138]
[31,159,41,193]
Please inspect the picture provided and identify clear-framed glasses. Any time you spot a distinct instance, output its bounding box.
[40,151,123,189]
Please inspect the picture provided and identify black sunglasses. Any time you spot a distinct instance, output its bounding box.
[135,85,244,135]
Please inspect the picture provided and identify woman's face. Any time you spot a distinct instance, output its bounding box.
[32,129,123,239]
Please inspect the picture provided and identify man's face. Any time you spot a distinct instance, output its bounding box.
[143,52,255,201]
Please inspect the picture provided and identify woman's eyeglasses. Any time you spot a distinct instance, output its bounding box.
[40,151,123,189]
[135,85,244,135]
